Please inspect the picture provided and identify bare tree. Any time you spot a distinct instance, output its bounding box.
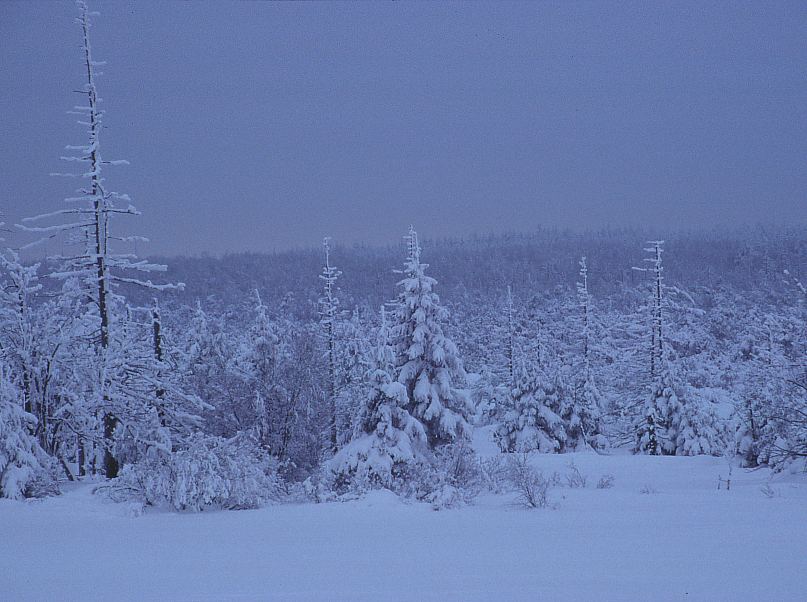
[17,2,179,477]
[633,241,665,380]
[505,285,517,390]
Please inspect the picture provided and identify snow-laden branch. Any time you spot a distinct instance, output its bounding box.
[110,276,184,291]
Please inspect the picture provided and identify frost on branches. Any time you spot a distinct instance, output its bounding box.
[114,433,282,512]
[391,227,473,447]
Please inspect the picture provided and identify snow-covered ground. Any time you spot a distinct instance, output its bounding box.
[2,432,805,601]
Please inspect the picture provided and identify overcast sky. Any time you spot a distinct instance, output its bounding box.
[1,1,806,257]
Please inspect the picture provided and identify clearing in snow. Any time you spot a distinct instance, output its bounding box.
[2,436,805,601]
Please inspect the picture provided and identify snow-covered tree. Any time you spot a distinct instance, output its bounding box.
[506,285,517,389]
[733,319,779,466]
[632,242,723,455]
[336,307,372,440]
[0,364,57,499]
[564,256,605,450]
[633,241,666,381]
[0,251,41,416]
[392,227,473,447]
[733,310,806,469]
[675,390,723,456]
[319,237,341,452]
[633,241,677,454]
[635,361,681,455]
[183,302,233,428]
[330,306,427,490]
[231,290,293,455]
[94,302,206,471]
[494,363,566,453]
[634,240,711,455]
[16,2,180,477]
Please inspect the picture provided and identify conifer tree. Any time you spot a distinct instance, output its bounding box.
[233,290,288,454]
[319,237,341,452]
[506,285,517,389]
[337,307,372,438]
[391,227,473,447]
[633,242,677,454]
[632,242,722,455]
[565,256,605,450]
[494,362,566,453]
[330,306,427,490]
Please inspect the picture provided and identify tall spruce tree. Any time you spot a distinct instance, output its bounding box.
[319,237,341,452]
[632,241,722,456]
[565,256,605,450]
[391,227,472,447]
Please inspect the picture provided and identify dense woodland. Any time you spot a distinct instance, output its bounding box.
[1,3,805,510]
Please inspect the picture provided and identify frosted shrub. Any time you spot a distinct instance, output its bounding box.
[596,474,615,489]
[115,434,282,511]
[507,453,553,509]
[330,442,483,510]
[760,483,777,499]
[331,442,484,509]
[479,455,509,494]
[418,442,482,509]
[564,461,588,488]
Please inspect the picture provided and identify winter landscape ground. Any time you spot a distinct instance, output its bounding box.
[2,428,806,602]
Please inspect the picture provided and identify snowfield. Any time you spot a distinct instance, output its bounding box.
[2,437,805,602]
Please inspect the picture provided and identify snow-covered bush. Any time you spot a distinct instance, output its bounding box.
[327,436,484,509]
[674,393,725,456]
[506,453,553,509]
[113,433,282,511]
[564,461,588,488]
[478,455,509,494]
[414,442,483,509]
[596,474,615,489]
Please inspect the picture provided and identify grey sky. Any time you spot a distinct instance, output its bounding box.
[1,1,806,257]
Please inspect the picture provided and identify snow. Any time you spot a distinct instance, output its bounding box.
[2,432,805,601]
